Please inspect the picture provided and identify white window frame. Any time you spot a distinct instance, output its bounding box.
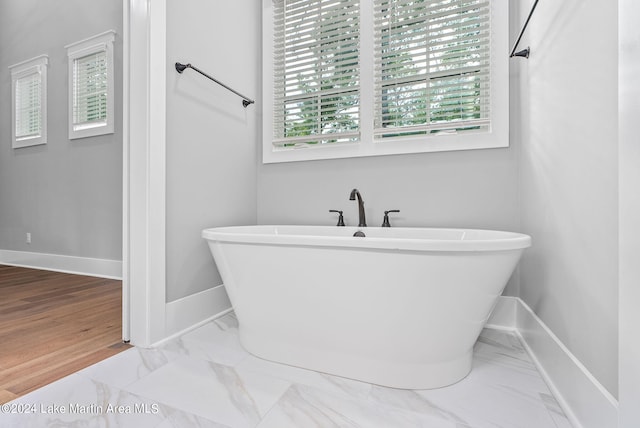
[66,30,116,140]
[263,0,509,163]
[10,55,48,149]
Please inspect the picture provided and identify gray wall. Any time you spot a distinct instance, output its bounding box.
[516,0,619,397]
[165,0,259,302]
[0,0,123,260]
[257,147,519,232]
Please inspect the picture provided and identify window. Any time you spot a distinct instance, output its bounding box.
[272,0,360,148]
[374,0,491,138]
[66,30,115,139]
[10,55,48,148]
[263,0,508,163]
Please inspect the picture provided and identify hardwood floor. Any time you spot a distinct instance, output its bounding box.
[0,265,129,404]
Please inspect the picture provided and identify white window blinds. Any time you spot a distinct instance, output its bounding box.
[10,55,47,148]
[66,30,115,139]
[15,72,42,138]
[72,51,108,126]
[273,0,360,147]
[373,0,491,139]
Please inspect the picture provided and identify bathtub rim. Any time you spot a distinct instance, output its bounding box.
[202,225,531,252]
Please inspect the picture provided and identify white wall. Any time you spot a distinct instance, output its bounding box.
[618,0,640,425]
[165,0,259,302]
[516,0,619,398]
[0,0,123,261]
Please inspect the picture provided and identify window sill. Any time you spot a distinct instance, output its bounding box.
[69,121,114,140]
[13,135,46,149]
[263,129,509,164]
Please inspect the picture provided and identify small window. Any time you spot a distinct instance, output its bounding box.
[66,31,115,139]
[10,55,48,148]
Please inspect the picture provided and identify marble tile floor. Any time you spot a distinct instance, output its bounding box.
[1,312,573,428]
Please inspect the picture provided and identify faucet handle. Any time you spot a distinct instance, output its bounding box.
[381,210,400,227]
[329,210,345,226]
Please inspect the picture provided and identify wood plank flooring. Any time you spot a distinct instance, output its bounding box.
[0,265,129,404]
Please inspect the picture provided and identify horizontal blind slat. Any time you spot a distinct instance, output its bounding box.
[73,50,108,124]
[15,72,42,137]
[273,0,360,147]
[374,118,490,135]
[374,0,491,139]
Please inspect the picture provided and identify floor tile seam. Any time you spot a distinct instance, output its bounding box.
[275,381,461,427]
[149,403,227,428]
[472,361,547,379]
[156,344,253,371]
[87,378,225,428]
[371,401,467,426]
[119,380,220,426]
[176,336,242,349]
[509,329,574,424]
[221,361,299,424]
[541,397,574,428]
[228,363,370,406]
[227,351,253,369]
[152,346,188,365]
[479,333,562,379]
[479,380,564,406]
[80,348,181,393]
[252,383,297,428]
[120,355,292,428]
[365,390,478,427]
[254,383,351,428]
[410,393,558,428]
[536,400,568,428]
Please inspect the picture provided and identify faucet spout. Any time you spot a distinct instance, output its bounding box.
[349,189,367,227]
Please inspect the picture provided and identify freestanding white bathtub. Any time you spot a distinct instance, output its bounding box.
[202,225,531,389]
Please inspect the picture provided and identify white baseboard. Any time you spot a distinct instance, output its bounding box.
[488,296,618,428]
[0,249,122,279]
[164,284,232,340]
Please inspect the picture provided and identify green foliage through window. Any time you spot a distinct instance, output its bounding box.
[15,73,42,138]
[73,51,108,125]
[274,0,360,147]
[374,0,490,138]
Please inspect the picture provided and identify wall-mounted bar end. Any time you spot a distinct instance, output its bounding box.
[511,48,530,59]
[509,0,539,59]
[175,62,189,73]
